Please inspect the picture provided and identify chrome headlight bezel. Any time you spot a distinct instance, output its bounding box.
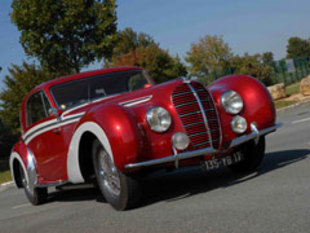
[172,132,190,151]
[221,90,244,114]
[231,115,247,134]
[146,106,172,133]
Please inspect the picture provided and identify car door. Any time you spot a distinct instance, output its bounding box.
[25,90,67,182]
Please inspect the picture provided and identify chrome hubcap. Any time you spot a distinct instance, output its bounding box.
[98,149,121,197]
[21,169,33,195]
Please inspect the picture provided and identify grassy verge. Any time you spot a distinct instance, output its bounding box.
[286,82,300,96]
[274,100,297,109]
[0,158,11,184]
[0,170,12,184]
[273,82,300,109]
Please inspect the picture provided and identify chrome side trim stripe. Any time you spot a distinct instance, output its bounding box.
[24,117,81,145]
[124,122,283,169]
[22,119,58,141]
[119,95,152,107]
[23,112,85,145]
[23,121,59,142]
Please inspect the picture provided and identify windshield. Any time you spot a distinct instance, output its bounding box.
[50,70,150,110]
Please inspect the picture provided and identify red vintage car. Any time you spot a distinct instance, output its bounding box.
[10,67,281,210]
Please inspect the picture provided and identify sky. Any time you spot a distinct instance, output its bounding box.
[1,0,310,89]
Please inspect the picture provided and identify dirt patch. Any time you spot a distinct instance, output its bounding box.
[282,93,310,103]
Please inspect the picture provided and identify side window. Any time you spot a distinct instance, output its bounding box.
[128,72,148,91]
[26,91,51,126]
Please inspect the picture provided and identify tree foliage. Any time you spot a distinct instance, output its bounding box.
[262,52,274,64]
[185,35,232,80]
[108,44,187,83]
[185,34,275,85]
[0,62,53,132]
[106,28,187,83]
[110,27,157,60]
[0,119,17,159]
[286,37,310,59]
[11,0,118,74]
[229,53,274,86]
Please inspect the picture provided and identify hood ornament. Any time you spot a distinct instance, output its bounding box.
[180,76,191,83]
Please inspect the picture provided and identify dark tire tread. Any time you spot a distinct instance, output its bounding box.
[19,164,48,205]
[229,137,266,173]
[92,139,140,210]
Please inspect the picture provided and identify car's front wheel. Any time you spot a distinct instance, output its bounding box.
[229,136,265,173]
[92,140,140,210]
[19,165,48,205]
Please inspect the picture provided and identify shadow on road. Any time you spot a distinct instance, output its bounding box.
[47,149,310,209]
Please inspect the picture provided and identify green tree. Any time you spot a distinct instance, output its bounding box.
[11,0,118,74]
[185,35,232,82]
[110,27,157,60]
[0,62,52,132]
[262,52,274,64]
[286,37,310,58]
[108,44,187,83]
[0,119,17,160]
[229,53,274,86]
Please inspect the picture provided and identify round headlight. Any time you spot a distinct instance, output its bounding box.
[231,115,247,134]
[146,107,171,132]
[172,132,190,150]
[221,90,243,114]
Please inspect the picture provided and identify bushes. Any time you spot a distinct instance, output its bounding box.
[0,120,18,161]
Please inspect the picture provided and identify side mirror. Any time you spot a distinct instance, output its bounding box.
[48,107,60,120]
[144,83,152,88]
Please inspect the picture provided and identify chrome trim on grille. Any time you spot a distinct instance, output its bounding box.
[179,111,201,118]
[124,122,283,169]
[187,83,214,148]
[175,101,199,108]
[188,131,208,137]
[172,91,193,97]
[184,121,205,127]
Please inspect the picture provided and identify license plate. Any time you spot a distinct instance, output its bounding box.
[203,152,244,171]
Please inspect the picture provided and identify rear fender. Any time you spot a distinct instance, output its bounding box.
[9,141,38,189]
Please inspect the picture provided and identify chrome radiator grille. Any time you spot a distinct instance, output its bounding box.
[172,82,221,149]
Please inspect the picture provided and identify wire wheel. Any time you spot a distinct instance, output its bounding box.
[97,148,121,198]
[92,139,141,210]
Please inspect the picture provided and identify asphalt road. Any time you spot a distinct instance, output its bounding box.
[1,103,310,233]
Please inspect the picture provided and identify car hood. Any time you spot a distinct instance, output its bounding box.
[61,78,187,118]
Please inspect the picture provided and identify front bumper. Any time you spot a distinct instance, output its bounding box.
[124,122,283,169]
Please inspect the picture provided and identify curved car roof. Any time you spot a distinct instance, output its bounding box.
[35,66,143,91]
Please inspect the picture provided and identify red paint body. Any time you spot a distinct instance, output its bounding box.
[11,67,276,185]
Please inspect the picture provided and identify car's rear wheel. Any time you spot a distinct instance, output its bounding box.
[92,139,140,210]
[19,165,48,205]
[229,136,265,173]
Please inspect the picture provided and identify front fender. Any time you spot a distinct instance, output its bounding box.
[78,104,144,170]
[208,75,276,145]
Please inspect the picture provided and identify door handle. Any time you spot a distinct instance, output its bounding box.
[52,127,61,134]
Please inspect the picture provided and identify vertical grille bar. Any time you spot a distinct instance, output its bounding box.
[172,81,221,150]
[187,83,213,148]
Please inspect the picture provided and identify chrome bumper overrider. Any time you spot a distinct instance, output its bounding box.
[124,122,283,169]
